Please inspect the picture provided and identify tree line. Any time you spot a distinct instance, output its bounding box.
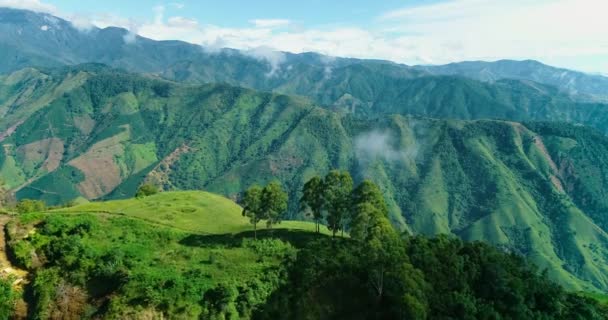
[241,170,390,240]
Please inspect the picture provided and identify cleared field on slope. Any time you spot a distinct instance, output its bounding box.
[58,191,329,235]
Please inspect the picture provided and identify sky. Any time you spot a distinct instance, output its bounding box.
[2,0,608,74]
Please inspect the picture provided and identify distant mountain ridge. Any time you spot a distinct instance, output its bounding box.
[1,7,607,105]
[414,60,608,102]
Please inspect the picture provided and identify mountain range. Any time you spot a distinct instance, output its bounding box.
[3,7,608,293]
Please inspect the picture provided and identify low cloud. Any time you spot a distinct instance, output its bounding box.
[244,46,286,77]
[320,55,337,79]
[355,130,418,166]
[122,20,140,44]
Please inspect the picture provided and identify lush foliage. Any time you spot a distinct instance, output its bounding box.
[242,182,289,237]
[15,199,46,214]
[258,235,608,320]
[8,212,299,319]
[3,66,608,291]
[0,277,17,320]
[135,183,159,198]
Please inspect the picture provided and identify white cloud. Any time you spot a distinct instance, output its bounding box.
[249,19,290,28]
[167,16,198,28]
[7,0,607,73]
[244,46,286,77]
[123,20,139,44]
[377,0,608,68]
[169,2,185,10]
[0,0,57,14]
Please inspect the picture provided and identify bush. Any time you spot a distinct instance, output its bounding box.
[15,199,46,214]
[0,277,17,320]
[135,184,159,198]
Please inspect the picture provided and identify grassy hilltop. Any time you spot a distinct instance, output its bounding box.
[5,191,326,319]
[58,191,329,235]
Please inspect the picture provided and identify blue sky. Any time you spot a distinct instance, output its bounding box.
[2,0,608,73]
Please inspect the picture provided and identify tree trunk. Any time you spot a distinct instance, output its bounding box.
[254,221,257,240]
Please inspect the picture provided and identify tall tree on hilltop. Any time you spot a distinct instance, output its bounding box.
[300,176,325,233]
[350,179,403,302]
[242,185,263,239]
[323,170,353,237]
[261,181,288,230]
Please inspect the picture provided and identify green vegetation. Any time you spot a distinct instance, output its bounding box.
[260,235,608,319]
[3,66,608,291]
[5,186,606,319]
[8,212,299,319]
[60,191,327,235]
[242,181,288,238]
[15,199,46,214]
[0,277,17,320]
[135,183,158,198]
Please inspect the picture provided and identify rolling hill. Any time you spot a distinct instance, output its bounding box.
[2,66,608,291]
[4,191,326,319]
[57,191,329,235]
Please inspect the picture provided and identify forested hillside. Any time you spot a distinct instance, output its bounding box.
[2,65,608,292]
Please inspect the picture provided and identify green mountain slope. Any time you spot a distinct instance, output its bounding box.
[3,66,608,291]
[4,8,608,130]
[415,59,608,102]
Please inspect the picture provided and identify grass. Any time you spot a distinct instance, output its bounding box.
[56,190,330,235]
[9,191,334,318]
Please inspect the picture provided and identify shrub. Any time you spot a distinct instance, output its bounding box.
[15,199,46,214]
[0,277,17,320]
[135,184,159,198]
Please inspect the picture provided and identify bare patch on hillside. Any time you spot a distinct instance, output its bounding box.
[145,144,193,189]
[69,128,129,199]
[0,120,24,143]
[74,114,95,135]
[16,138,64,173]
[511,122,565,193]
[532,136,565,193]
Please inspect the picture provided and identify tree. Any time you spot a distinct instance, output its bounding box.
[349,180,405,304]
[135,184,158,198]
[261,181,288,229]
[15,199,46,214]
[300,176,325,233]
[323,170,353,237]
[242,185,263,239]
[351,180,388,217]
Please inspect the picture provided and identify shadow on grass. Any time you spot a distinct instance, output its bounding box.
[179,228,332,249]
